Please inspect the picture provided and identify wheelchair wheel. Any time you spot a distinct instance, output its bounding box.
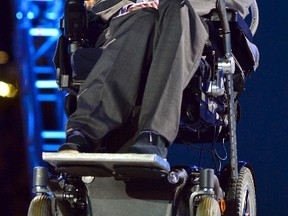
[196,196,221,216]
[224,167,256,216]
[27,194,52,216]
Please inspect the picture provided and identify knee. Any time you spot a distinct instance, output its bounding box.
[121,8,158,31]
[108,8,158,37]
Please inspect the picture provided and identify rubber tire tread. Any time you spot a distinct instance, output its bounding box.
[223,166,256,216]
[27,195,52,216]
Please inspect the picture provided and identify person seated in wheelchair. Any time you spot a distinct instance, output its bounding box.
[57,0,259,158]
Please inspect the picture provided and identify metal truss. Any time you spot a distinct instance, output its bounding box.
[16,0,66,180]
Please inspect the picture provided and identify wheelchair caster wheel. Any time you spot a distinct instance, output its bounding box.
[27,195,52,216]
[196,196,221,216]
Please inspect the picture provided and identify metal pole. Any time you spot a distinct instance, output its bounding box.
[216,0,238,180]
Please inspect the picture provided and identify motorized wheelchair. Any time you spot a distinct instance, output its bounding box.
[28,0,259,215]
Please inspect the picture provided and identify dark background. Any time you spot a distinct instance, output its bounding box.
[0,0,287,215]
[238,0,288,215]
[0,1,31,215]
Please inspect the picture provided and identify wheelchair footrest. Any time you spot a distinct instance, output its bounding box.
[55,165,113,177]
[43,153,170,177]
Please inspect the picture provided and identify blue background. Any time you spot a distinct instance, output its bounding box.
[239,1,288,215]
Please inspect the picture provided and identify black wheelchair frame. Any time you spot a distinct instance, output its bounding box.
[28,0,259,215]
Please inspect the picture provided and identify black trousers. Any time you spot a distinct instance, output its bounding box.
[67,0,208,148]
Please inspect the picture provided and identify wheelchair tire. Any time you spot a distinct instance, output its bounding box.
[224,167,256,216]
[196,196,221,216]
[27,195,52,216]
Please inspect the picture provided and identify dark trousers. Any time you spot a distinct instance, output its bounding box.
[67,0,208,147]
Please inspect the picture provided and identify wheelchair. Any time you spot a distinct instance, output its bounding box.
[28,0,259,215]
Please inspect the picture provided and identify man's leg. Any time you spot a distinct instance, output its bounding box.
[61,9,158,152]
[138,0,209,144]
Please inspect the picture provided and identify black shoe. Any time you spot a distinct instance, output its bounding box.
[127,130,169,158]
[58,130,93,153]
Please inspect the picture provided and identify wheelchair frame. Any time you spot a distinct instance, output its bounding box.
[28,0,259,215]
